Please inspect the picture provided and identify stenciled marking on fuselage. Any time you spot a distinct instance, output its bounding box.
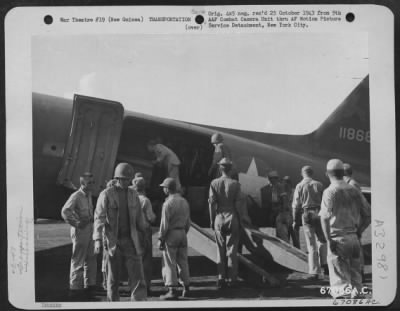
[339,127,370,143]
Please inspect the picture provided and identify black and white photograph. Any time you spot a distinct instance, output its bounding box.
[5,5,396,308]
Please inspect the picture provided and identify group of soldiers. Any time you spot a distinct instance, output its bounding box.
[60,132,371,301]
[61,163,190,301]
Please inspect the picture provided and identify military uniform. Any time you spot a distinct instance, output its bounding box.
[209,175,241,284]
[319,180,371,298]
[153,143,182,190]
[61,188,97,292]
[344,176,362,192]
[93,185,147,301]
[276,187,298,245]
[159,193,191,288]
[138,192,156,291]
[344,175,365,278]
[260,182,285,228]
[292,177,327,276]
[209,143,232,179]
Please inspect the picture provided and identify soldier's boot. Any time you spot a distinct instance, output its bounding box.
[181,285,190,298]
[160,287,178,300]
[322,264,329,276]
[216,279,227,290]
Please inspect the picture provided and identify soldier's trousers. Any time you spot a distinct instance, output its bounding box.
[276,211,299,248]
[69,224,97,290]
[142,227,153,289]
[327,234,362,298]
[106,237,147,301]
[214,214,239,282]
[302,209,327,275]
[167,163,181,191]
[162,229,190,287]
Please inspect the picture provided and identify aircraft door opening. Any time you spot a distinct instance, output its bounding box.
[57,94,124,196]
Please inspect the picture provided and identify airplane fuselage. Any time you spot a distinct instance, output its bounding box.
[32,77,370,220]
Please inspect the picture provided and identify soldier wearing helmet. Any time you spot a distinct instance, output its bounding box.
[93,163,147,301]
[292,165,327,279]
[158,177,191,300]
[61,172,97,301]
[208,133,232,179]
[319,159,371,298]
[209,158,241,289]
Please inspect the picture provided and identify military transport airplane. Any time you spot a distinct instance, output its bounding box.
[32,75,370,223]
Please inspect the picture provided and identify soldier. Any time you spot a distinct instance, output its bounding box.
[100,178,119,291]
[132,176,156,296]
[276,176,300,247]
[320,159,371,298]
[208,133,232,179]
[292,166,327,279]
[343,163,362,191]
[158,178,191,300]
[209,158,241,289]
[93,163,147,301]
[134,172,144,179]
[260,171,285,228]
[147,140,182,191]
[343,163,365,282]
[61,172,97,301]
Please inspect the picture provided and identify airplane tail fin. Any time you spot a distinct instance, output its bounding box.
[311,76,370,168]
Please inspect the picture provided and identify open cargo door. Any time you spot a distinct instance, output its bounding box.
[57,94,124,196]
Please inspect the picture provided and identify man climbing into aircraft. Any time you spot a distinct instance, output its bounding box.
[209,158,241,289]
[147,140,182,191]
[158,177,191,300]
[208,133,232,179]
[61,172,97,301]
[319,159,371,298]
[292,165,328,279]
[93,163,148,301]
[131,176,156,296]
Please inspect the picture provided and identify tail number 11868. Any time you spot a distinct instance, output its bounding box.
[339,127,370,143]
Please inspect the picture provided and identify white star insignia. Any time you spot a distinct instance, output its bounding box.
[238,157,270,207]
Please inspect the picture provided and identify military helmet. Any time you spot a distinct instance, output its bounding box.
[135,172,143,179]
[211,133,223,144]
[218,157,233,166]
[160,177,177,190]
[268,170,279,178]
[114,163,134,179]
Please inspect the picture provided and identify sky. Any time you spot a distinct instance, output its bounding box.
[32,33,368,134]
